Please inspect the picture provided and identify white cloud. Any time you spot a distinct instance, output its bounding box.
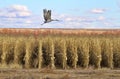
[0,5,31,18]
[10,5,29,12]
[0,5,35,28]
[90,8,106,14]
[98,16,105,20]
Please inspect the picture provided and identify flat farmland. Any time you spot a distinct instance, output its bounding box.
[0,68,120,79]
[0,28,120,79]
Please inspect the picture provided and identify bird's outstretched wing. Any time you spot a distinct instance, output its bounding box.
[41,9,59,25]
[44,10,51,22]
[43,9,48,21]
[47,10,51,21]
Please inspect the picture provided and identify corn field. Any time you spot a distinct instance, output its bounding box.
[0,34,120,69]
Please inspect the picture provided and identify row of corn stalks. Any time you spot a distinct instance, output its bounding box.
[0,35,120,69]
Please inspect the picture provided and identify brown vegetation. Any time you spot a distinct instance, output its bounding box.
[0,28,120,79]
[0,28,120,69]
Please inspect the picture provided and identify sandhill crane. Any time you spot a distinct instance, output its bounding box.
[41,9,59,25]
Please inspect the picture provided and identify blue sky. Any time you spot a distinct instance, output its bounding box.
[0,0,120,28]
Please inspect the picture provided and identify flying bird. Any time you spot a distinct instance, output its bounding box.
[41,9,59,25]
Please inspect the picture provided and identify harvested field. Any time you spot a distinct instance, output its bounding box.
[0,68,120,79]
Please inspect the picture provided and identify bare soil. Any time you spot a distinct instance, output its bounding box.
[0,68,120,79]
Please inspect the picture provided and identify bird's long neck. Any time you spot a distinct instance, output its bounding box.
[51,19,59,21]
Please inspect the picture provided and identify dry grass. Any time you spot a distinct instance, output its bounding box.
[113,38,120,68]
[101,38,113,68]
[24,36,38,68]
[54,38,67,69]
[77,38,89,68]
[0,37,3,63]
[42,37,55,69]
[14,37,26,68]
[1,68,120,79]
[1,36,15,65]
[66,38,78,68]
[38,40,43,69]
[89,38,101,68]
[0,33,120,69]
